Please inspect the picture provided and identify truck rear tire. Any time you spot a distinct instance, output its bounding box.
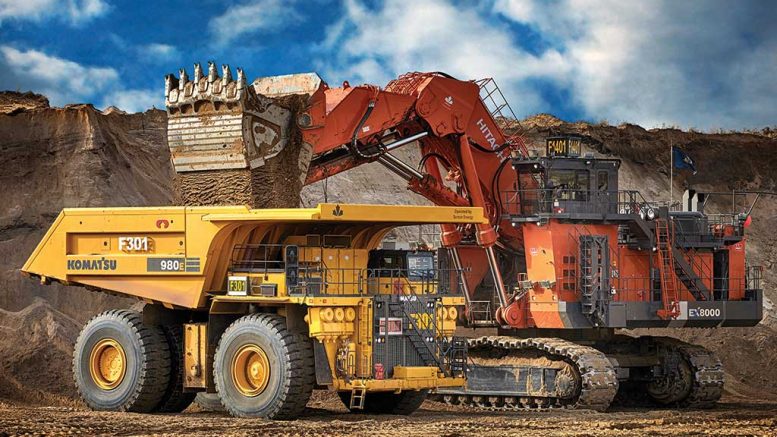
[213,314,314,419]
[338,389,428,415]
[155,324,196,412]
[73,309,171,412]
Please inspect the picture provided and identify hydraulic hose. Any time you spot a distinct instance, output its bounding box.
[469,138,513,154]
[490,157,512,226]
[417,153,453,172]
[348,96,384,159]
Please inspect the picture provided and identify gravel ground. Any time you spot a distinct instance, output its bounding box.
[0,396,775,437]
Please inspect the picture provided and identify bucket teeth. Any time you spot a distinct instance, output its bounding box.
[208,61,219,83]
[164,74,178,97]
[166,61,254,109]
[193,63,203,83]
[222,64,232,83]
[237,68,246,89]
[178,68,189,91]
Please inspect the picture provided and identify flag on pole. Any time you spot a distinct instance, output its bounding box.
[672,146,697,174]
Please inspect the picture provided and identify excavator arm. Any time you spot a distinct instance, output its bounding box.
[296,72,530,317]
[300,72,527,240]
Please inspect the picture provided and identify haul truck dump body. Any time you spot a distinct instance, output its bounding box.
[23,203,483,418]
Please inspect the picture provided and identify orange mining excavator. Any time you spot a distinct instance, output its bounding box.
[164,63,763,411]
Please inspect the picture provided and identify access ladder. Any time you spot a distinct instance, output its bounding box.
[655,219,681,319]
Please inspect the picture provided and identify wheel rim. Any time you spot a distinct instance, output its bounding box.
[232,344,270,397]
[89,338,127,390]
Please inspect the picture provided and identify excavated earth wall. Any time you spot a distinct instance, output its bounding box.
[0,93,173,402]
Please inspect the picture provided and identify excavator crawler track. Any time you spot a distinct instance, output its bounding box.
[653,337,724,408]
[432,336,618,411]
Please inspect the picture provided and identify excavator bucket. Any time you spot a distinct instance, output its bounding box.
[164,63,323,207]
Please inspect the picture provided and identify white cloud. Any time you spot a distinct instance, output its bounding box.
[316,0,571,116]
[0,45,117,105]
[208,0,302,46]
[495,0,777,129]
[102,89,161,113]
[314,0,777,130]
[0,0,109,25]
[0,45,157,112]
[142,43,180,61]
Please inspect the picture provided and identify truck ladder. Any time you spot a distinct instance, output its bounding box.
[655,219,680,319]
[349,380,367,410]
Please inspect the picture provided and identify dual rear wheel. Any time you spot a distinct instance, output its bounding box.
[73,309,194,413]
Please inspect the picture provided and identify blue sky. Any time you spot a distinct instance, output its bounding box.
[0,0,775,130]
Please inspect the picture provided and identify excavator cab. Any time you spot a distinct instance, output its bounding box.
[512,136,623,218]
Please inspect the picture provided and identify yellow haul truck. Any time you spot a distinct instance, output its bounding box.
[21,203,482,419]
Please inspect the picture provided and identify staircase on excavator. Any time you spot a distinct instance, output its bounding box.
[655,218,681,319]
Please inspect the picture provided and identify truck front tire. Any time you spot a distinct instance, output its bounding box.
[73,309,171,412]
[214,314,314,419]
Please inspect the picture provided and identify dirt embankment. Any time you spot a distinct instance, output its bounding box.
[0,91,49,115]
[0,92,174,404]
[0,93,173,317]
[0,299,81,404]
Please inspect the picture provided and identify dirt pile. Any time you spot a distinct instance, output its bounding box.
[175,169,260,206]
[0,91,49,114]
[0,298,81,405]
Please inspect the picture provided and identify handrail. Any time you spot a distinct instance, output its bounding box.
[291,265,466,297]
[503,189,655,217]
